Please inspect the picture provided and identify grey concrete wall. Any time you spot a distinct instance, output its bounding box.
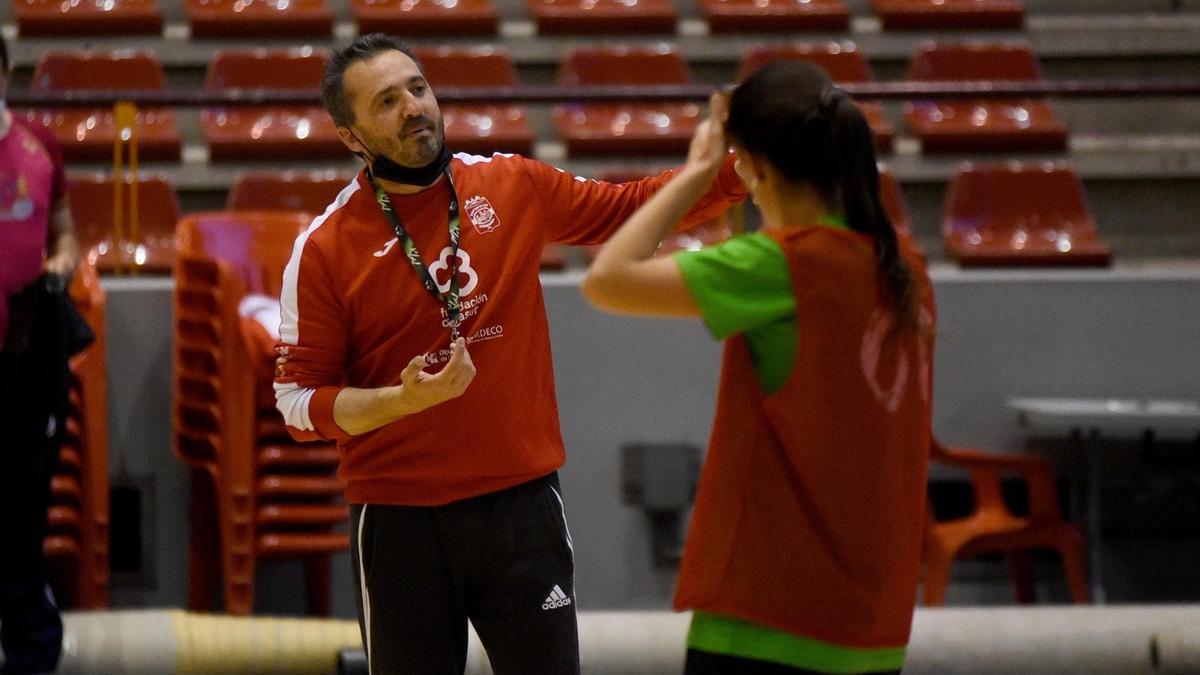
[101,265,1200,616]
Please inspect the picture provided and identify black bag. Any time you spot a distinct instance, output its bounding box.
[2,273,94,357]
[44,273,95,357]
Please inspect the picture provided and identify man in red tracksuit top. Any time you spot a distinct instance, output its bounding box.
[273,33,747,674]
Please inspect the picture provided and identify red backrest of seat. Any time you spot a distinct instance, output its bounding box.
[944,162,1095,238]
[559,46,691,86]
[227,172,352,215]
[32,50,167,90]
[907,41,1043,82]
[205,49,329,90]
[66,174,181,249]
[185,0,329,13]
[414,47,519,88]
[177,211,312,298]
[738,42,874,83]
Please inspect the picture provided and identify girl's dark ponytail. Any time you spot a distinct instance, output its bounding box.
[824,89,917,330]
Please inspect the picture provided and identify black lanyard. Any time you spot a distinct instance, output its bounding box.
[371,170,463,340]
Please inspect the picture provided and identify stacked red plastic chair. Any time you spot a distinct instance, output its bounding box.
[174,211,347,615]
[45,261,111,609]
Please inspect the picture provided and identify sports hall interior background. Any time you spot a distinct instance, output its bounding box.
[3,0,1200,670]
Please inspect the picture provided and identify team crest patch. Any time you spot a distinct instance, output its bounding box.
[465,195,500,234]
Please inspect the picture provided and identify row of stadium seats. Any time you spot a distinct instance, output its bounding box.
[13,0,1027,37]
[22,41,1066,162]
[71,159,1109,279]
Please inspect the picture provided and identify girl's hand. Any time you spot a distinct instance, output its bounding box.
[684,91,730,180]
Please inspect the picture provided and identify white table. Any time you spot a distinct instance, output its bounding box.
[1007,397,1200,603]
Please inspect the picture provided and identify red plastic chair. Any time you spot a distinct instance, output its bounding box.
[202,49,344,161]
[943,162,1111,267]
[67,174,181,275]
[699,0,847,33]
[184,0,333,37]
[351,0,497,35]
[414,47,535,156]
[923,438,1089,605]
[14,0,162,35]
[228,171,354,216]
[24,51,181,162]
[174,211,348,615]
[872,0,1024,30]
[738,43,894,154]
[904,42,1067,152]
[44,261,111,609]
[555,47,700,156]
[529,0,676,34]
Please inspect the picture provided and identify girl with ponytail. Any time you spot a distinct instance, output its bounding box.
[583,61,936,674]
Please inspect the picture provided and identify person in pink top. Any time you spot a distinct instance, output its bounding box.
[0,33,79,675]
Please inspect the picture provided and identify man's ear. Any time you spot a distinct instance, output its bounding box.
[337,126,365,156]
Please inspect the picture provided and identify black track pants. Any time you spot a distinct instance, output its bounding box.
[349,472,579,675]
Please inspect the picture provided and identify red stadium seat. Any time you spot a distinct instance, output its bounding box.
[202,49,344,161]
[183,0,333,37]
[923,438,1089,605]
[414,47,535,156]
[351,0,497,35]
[67,174,182,274]
[174,211,347,615]
[872,0,1024,30]
[738,43,895,154]
[24,51,181,162]
[904,42,1067,152]
[528,0,677,34]
[699,0,848,33]
[14,0,162,36]
[555,47,700,156]
[228,171,354,215]
[942,162,1111,267]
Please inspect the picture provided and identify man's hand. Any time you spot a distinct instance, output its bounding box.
[396,337,477,413]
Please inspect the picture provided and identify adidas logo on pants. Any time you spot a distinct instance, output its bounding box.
[543,584,572,610]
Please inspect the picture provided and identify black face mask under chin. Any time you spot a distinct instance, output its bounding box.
[354,130,452,187]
